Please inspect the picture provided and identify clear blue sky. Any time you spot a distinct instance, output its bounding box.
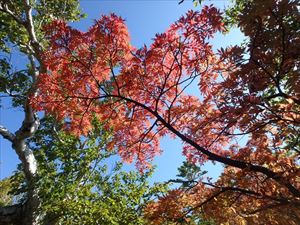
[0,0,244,182]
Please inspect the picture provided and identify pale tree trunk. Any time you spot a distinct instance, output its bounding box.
[0,102,40,225]
[0,0,44,223]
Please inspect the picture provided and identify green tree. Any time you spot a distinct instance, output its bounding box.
[6,118,167,225]
[0,0,83,224]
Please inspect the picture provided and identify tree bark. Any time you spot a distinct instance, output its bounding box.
[0,190,39,225]
[0,0,44,223]
[0,109,40,225]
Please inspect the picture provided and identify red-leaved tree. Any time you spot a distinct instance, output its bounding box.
[31,1,300,223]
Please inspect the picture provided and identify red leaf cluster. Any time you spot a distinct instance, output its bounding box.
[31,1,300,222]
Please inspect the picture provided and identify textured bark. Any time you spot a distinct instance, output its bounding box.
[0,203,23,225]
[0,190,39,225]
[0,106,40,225]
[0,0,43,224]
[0,109,40,225]
[0,102,40,225]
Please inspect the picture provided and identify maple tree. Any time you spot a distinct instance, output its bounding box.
[31,0,300,224]
[0,2,171,224]
[146,0,300,224]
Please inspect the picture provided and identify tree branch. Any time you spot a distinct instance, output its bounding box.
[103,94,300,197]
[23,0,43,63]
[0,2,25,25]
[0,125,15,142]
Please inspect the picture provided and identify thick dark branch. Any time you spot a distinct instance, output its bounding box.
[102,94,300,197]
[202,182,299,204]
[170,179,297,205]
[265,91,300,105]
[64,93,300,197]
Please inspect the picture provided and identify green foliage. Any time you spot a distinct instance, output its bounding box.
[178,0,206,7]
[6,117,168,224]
[34,0,85,22]
[0,0,85,108]
[0,178,13,206]
[176,161,207,188]
[223,0,249,27]
[192,0,205,7]
[0,58,32,107]
[0,0,84,53]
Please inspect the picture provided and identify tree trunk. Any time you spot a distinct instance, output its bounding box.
[0,112,40,225]
[0,188,40,225]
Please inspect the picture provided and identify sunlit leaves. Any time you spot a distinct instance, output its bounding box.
[32,6,225,170]
[0,178,13,207]
[31,1,300,224]
[6,117,168,225]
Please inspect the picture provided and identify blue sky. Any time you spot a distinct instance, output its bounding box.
[0,0,244,182]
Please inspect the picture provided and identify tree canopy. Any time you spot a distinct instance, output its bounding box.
[31,0,300,224]
[0,0,299,224]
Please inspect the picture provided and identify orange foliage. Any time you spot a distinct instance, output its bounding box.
[32,6,225,170]
[31,1,300,223]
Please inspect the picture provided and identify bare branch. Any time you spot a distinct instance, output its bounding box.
[0,2,24,25]
[0,125,15,142]
[103,94,300,197]
[23,0,43,62]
